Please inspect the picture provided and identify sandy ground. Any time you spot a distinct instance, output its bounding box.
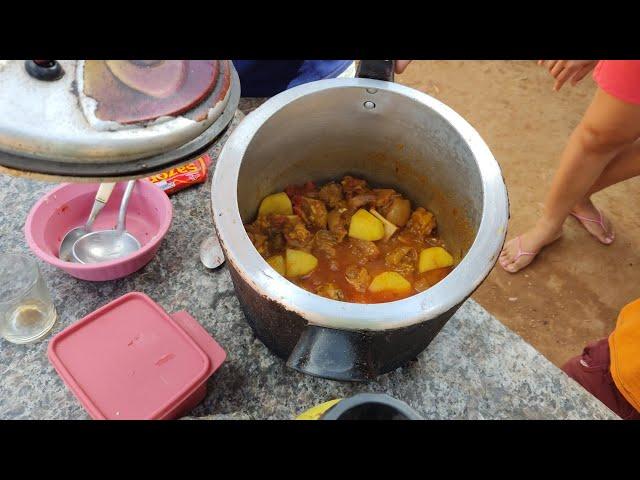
[397,60,640,367]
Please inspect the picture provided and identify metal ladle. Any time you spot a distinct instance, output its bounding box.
[58,182,116,262]
[72,180,141,264]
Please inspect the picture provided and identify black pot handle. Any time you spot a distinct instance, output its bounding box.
[356,60,395,83]
[286,325,378,382]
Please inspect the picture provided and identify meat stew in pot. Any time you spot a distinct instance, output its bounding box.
[245,176,454,303]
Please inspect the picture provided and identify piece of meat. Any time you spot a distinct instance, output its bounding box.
[246,214,291,257]
[399,207,437,242]
[382,197,412,227]
[384,246,418,276]
[284,222,313,249]
[345,265,371,292]
[269,232,286,253]
[247,232,270,257]
[327,207,351,242]
[316,283,345,301]
[341,176,370,199]
[247,214,312,252]
[313,230,338,256]
[318,182,344,209]
[348,238,380,266]
[313,229,340,271]
[285,181,318,199]
[293,196,328,230]
[373,189,401,210]
[246,214,286,237]
[347,193,377,211]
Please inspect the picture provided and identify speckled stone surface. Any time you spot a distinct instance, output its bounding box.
[0,99,617,420]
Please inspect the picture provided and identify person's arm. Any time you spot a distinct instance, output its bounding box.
[538,60,598,91]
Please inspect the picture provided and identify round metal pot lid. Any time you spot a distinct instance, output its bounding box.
[0,60,239,180]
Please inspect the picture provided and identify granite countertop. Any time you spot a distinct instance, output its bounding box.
[0,99,617,420]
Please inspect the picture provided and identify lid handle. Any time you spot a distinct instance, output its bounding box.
[25,60,64,81]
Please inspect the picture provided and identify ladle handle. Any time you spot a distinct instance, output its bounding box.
[85,182,116,230]
[116,180,136,233]
[356,60,395,82]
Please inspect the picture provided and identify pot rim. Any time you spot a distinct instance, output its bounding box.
[211,77,508,332]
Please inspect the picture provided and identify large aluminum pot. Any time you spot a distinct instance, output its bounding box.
[211,61,509,382]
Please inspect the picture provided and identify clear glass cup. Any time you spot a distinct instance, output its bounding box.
[0,254,57,344]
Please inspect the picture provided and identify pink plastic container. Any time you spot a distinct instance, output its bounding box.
[47,292,226,420]
[25,181,173,281]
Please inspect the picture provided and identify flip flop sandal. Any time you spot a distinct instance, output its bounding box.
[570,210,614,244]
[499,235,538,273]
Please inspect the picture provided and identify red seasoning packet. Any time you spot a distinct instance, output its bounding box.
[145,154,212,195]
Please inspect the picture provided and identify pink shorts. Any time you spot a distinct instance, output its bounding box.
[593,60,640,105]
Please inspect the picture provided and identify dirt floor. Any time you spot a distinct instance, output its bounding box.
[396,60,640,367]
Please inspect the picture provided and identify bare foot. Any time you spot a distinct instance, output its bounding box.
[499,224,562,273]
[571,199,614,245]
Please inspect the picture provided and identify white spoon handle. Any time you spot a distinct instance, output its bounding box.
[85,182,116,230]
[95,182,116,204]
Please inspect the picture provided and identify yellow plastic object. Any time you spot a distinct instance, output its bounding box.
[296,399,342,420]
[368,271,412,294]
[266,255,286,276]
[418,247,454,273]
[348,209,385,241]
[285,249,318,277]
[258,192,293,217]
[370,209,398,241]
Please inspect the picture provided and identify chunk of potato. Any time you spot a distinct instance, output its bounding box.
[418,247,454,273]
[370,208,398,241]
[348,209,385,241]
[285,249,318,277]
[368,271,412,294]
[266,255,286,276]
[258,192,293,217]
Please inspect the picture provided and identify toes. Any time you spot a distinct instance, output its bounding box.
[594,228,613,245]
[499,254,516,272]
[499,252,512,266]
[606,225,615,243]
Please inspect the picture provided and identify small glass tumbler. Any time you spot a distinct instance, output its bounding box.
[0,254,57,344]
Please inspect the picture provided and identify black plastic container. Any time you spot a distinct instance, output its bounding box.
[320,393,422,420]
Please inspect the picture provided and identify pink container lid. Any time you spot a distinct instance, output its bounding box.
[47,292,220,420]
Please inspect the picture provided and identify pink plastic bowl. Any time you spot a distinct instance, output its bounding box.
[25,181,173,281]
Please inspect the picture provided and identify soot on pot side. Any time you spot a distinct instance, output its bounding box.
[244,175,455,304]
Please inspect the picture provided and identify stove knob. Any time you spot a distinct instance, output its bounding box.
[25,60,64,81]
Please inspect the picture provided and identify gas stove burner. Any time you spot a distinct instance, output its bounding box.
[0,60,240,181]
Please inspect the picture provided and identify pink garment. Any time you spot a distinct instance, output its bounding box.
[593,60,640,105]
